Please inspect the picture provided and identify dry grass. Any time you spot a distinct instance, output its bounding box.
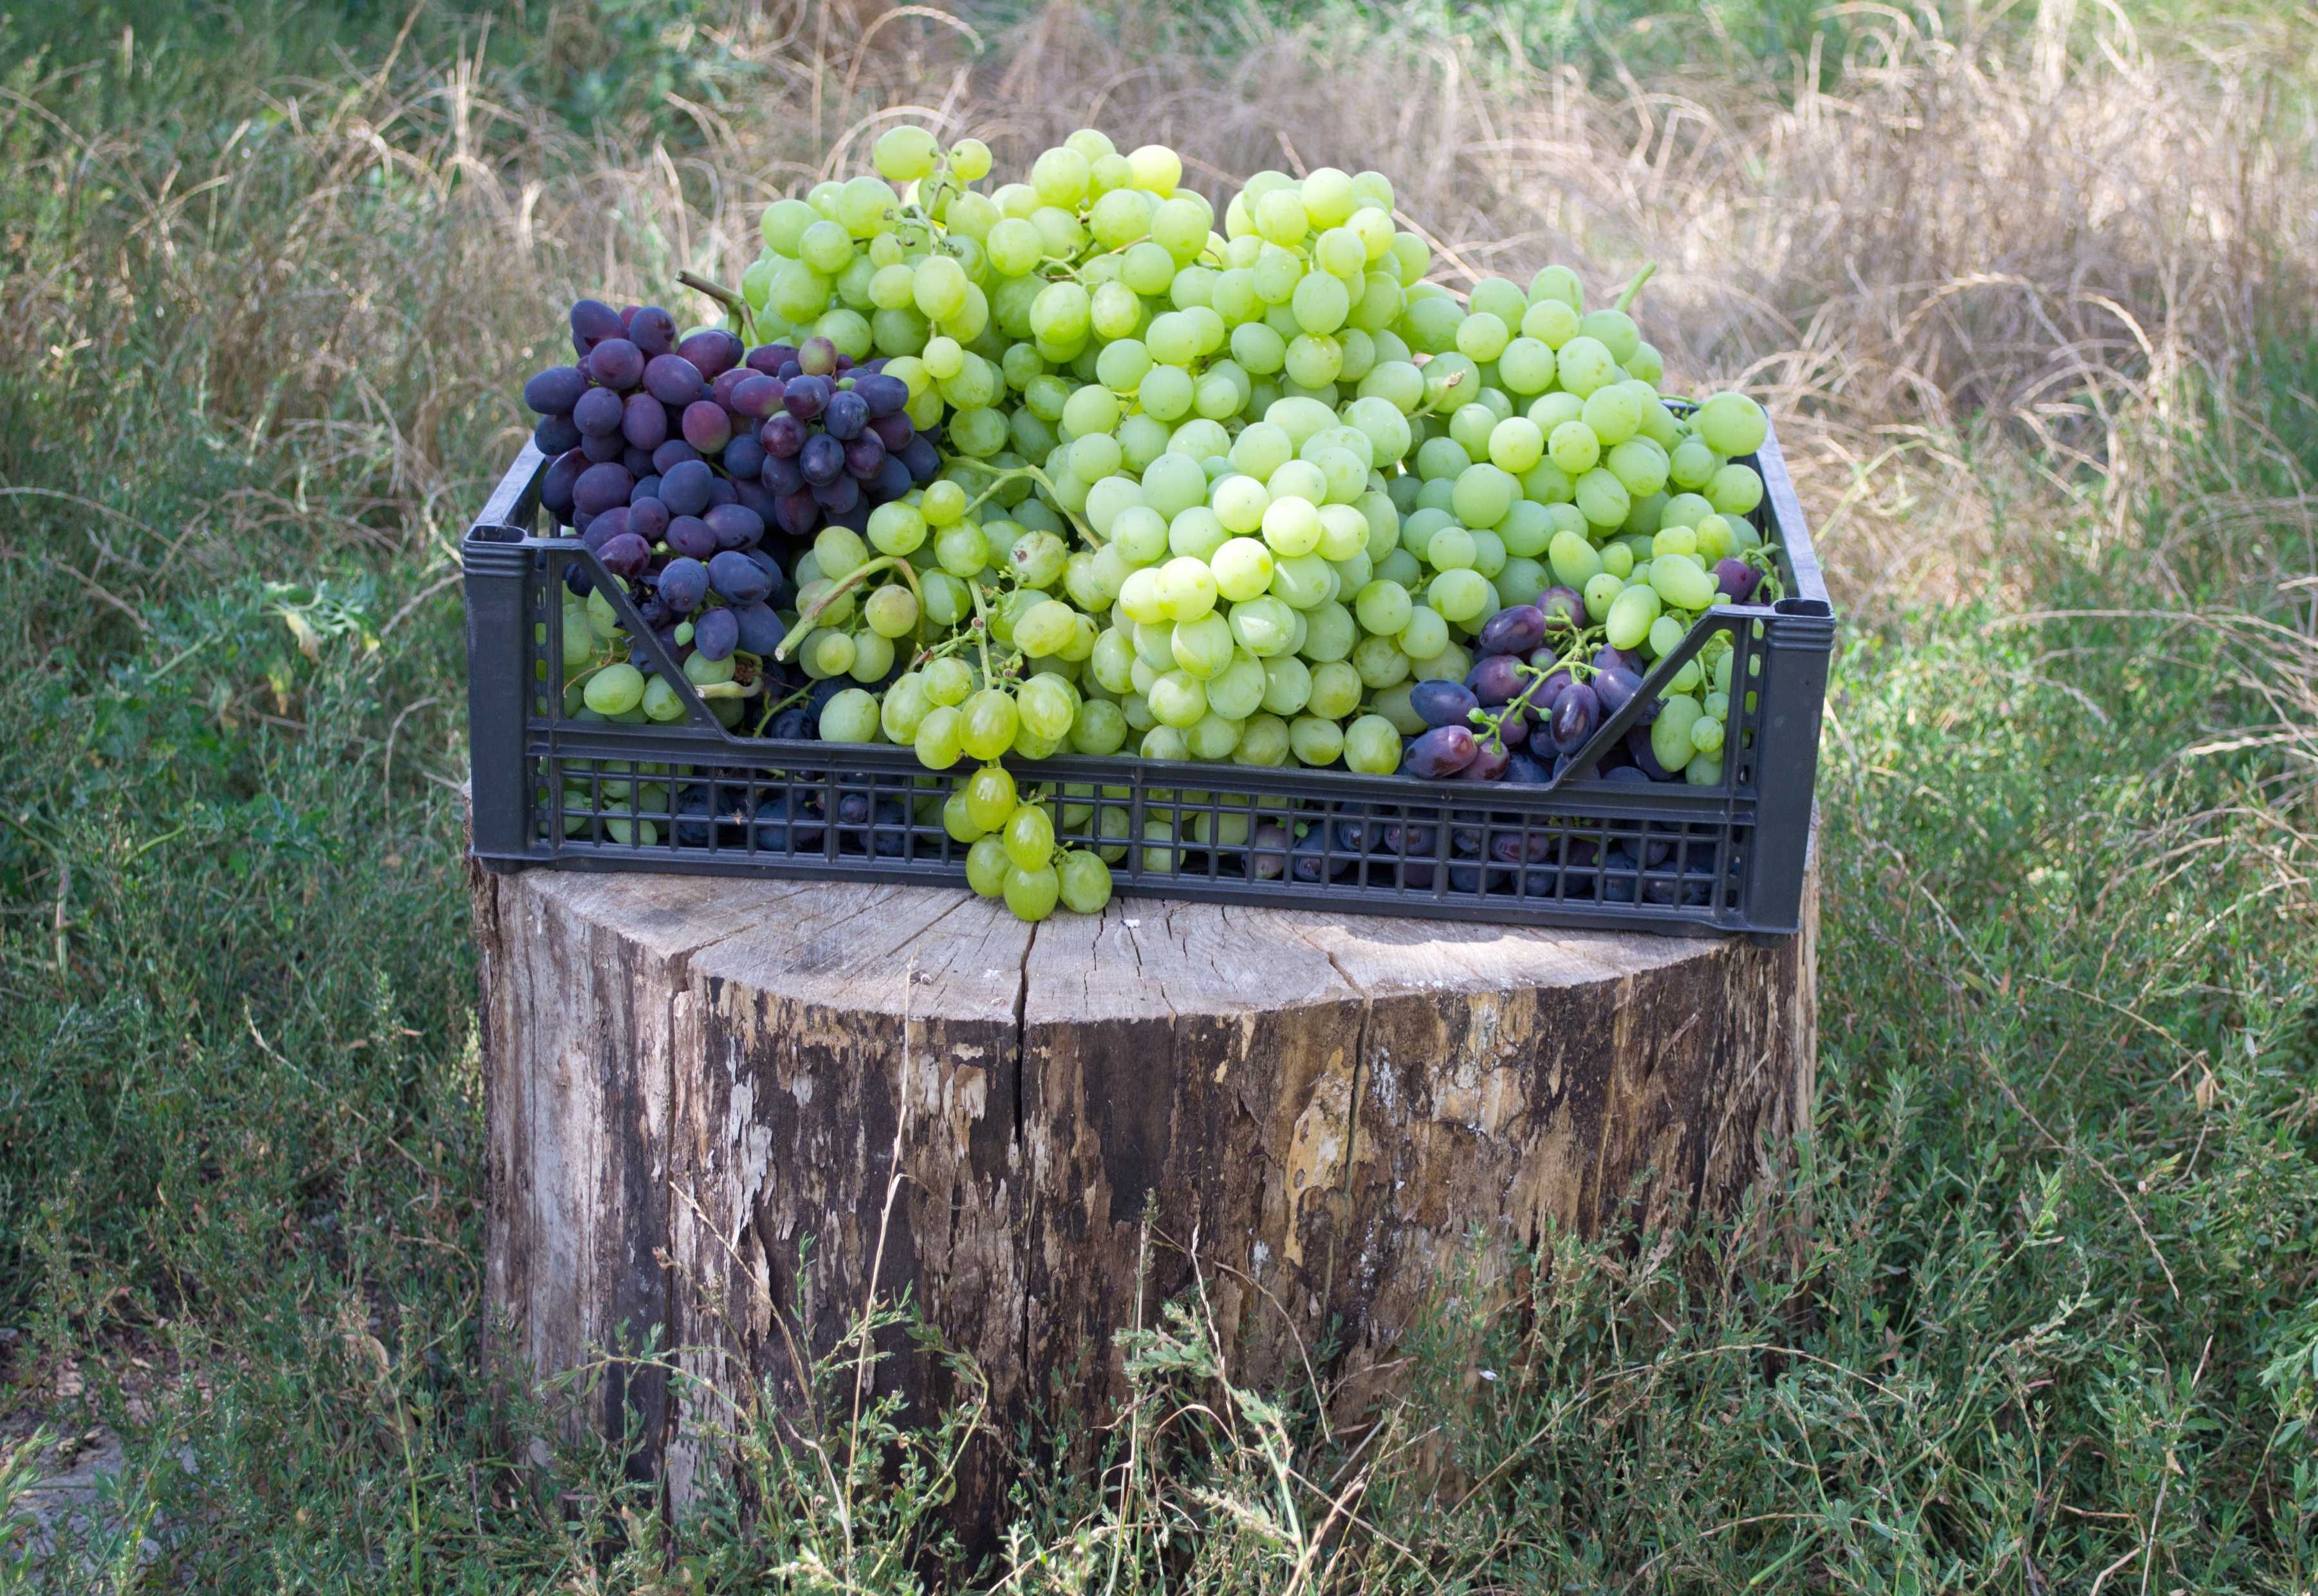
[10,1,2313,615]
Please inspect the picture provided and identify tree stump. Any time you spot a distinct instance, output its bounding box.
[470,865,1815,1518]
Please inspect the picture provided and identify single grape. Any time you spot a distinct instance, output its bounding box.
[967,836,1011,897]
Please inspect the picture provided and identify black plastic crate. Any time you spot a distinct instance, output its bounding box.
[465,425,1832,936]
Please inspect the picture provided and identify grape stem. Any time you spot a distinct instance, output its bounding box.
[772,555,923,662]
[1613,261,1658,315]
[1469,626,1604,752]
[678,271,759,344]
[965,578,996,682]
[947,459,1102,546]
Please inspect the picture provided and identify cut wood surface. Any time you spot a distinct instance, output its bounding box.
[472,863,1817,1517]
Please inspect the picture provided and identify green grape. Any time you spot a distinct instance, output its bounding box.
[1058,851,1114,914]
[1606,584,1662,650]
[964,763,1019,833]
[1608,437,1669,497]
[1154,556,1219,621]
[1351,633,1411,688]
[1354,579,1414,636]
[958,689,1019,761]
[583,663,645,716]
[1288,715,1344,766]
[1185,712,1243,760]
[1694,392,1768,458]
[861,584,918,639]
[1706,463,1764,517]
[1003,804,1057,870]
[1451,463,1516,529]
[1581,384,1642,446]
[1012,598,1076,658]
[1578,306,1641,364]
[818,687,879,743]
[1147,670,1208,728]
[1305,660,1363,720]
[1228,595,1298,657]
[1203,654,1267,720]
[916,704,966,770]
[1003,863,1061,922]
[1070,699,1129,755]
[1428,568,1491,624]
[1651,696,1701,774]
[1398,605,1449,660]
[966,836,1011,897]
[1553,335,1618,396]
[882,674,932,743]
[641,676,685,723]
[1171,612,1236,679]
[1342,714,1401,774]
[1425,526,1477,572]
[1211,537,1276,601]
[849,631,895,683]
[1575,467,1632,528]
[1140,726,1190,762]
[920,656,972,707]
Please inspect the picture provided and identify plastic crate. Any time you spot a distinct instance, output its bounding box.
[465,425,1832,936]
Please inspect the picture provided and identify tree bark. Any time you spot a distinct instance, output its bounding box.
[472,863,1815,1521]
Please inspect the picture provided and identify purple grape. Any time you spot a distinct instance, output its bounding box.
[1605,765,1652,786]
[1290,828,1351,883]
[1478,604,1546,657]
[636,596,672,629]
[598,532,652,577]
[573,386,625,437]
[1506,751,1553,784]
[524,366,588,415]
[679,329,743,381]
[1529,664,1575,719]
[652,440,701,474]
[813,474,862,515]
[900,435,940,483]
[1461,743,1512,781]
[1552,682,1600,754]
[533,414,581,456]
[660,459,714,518]
[692,606,739,662]
[822,389,869,441]
[580,429,624,463]
[627,497,671,542]
[853,372,909,417]
[1468,654,1526,707]
[1410,679,1478,729]
[844,432,887,480]
[763,454,805,497]
[783,374,831,420]
[706,476,737,510]
[1248,820,1290,880]
[570,299,624,354]
[656,557,709,613]
[871,455,914,501]
[589,337,644,391]
[799,433,846,487]
[573,463,633,517]
[681,400,732,454]
[1592,665,1643,718]
[830,499,871,535]
[775,490,819,537]
[611,393,662,452]
[730,601,785,655]
[1714,558,1762,602]
[644,353,707,406]
[1403,725,1479,778]
[1539,586,1585,638]
[869,411,915,452]
[731,477,777,527]
[541,449,586,519]
[761,413,807,458]
[666,516,716,559]
[705,503,765,552]
[628,307,677,357]
[1626,728,1672,780]
[745,343,795,376]
[723,433,766,483]
[1593,644,1642,676]
[730,375,783,420]
[709,549,773,604]
[1497,712,1530,747]
[621,445,655,478]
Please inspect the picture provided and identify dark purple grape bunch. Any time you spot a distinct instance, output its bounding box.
[1399,594,1656,786]
[523,299,792,668]
[749,335,938,541]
